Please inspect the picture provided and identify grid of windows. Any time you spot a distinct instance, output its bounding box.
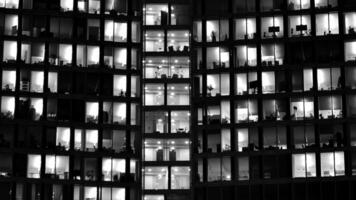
[0,0,141,199]
[192,0,356,200]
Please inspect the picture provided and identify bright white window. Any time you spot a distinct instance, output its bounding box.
[102,158,126,181]
[60,0,73,11]
[3,41,17,62]
[27,154,41,178]
[2,70,16,91]
[320,151,345,177]
[292,153,316,178]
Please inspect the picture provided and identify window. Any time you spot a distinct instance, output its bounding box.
[171,4,190,25]
[320,152,345,177]
[292,153,316,178]
[291,69,313,92]
[193,21,202,42]
[85,102,99,124]
[236,72,258,95]
[292,125,315,149]
[319,124,344,148]
[84,158,97,181]
[315,0,337,9]
[145,111,168,134]
[144,167,168,190]
[316,13,339,35]
[102,130,126,153]
[233,0,255,13]
[236,128,259,152]
[288,0,310,10]
[104,21,127,42]
[261,16,284,38]
[317,68,341,90]
[260,0,284,11]
[113,75,127,97]
[45,155,69,179]
[167,30,189,52]
[80,129,98,152]
[0,0,19,8]
[0,96,14,119]
[234,18,257,40]
[207,157,231,182]
[206,20,229,42]
[167,84,189,105]
[171,111,190,133]
[3,14,18,36]
[144,4,168,25]
[87,19,100,40]
[288,15,312,37]
[235,100,258,123]
[144,84,164,106]
[144,139,190,161]
[105,0,127,15]
[60,0,73,11]
[207,47,230,69]
[3,41,17,63]
[27,154,41,178]
[290,97,314,120]
[344,12,356,35]
[144,57,190,79]
[347,95,356,117]
[145,30,164,52]
[318,96,343,119]
[350,124,356,146]
[88,0,100,14]
[171,167,190,189]
[237,157,249,180]
[56,127,70,150]
[344,41,356,62]
[50,18,73,39]
[207,74,230,96]
[235,45,257,67]
[263,127,287,150]
[48,72,58,93]
[261,43,284,66]
[48,44,72,66]
[263,99,287,121]
[102,158,125,182]
[2,70,16,91]
[346,67,356,89]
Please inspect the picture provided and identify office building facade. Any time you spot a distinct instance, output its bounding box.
[2,0,356,200]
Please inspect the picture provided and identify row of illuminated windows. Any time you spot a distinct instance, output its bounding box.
[0,0,134,15]
[144,84,190,106]
[1,41,140,69]
[143,4,190,26]
[194,41,356,69]
[143,57,190,79]
[195,0,342,15]
[1,70,140,97]
[3,183,129,200]
[196,124,350,153]
[144,30,190,53]
[0,14,140,42]
[144,111,190,134]
[0,96,139,125]
[144,139,190,162]
[194,68,356,96]
[193,13,356,42]
[196,151,345,182]
[143,166,190,190]
[194,95,356,124]
[0,125,138,154]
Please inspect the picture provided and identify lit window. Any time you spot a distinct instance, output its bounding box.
[171,111,190,133]
[105,0,127,15]
[288,0,310,10]
[102,158,126,181]
[144,84,164,105]
[235,45,257,67]
[315,0,337,9]
[288,15,312,37]
[316,13,339,36]
[113,75,127,96]
[292,153,316,178]
[113,102,126,125]
[45,155,69,179]
[3,41,17,63]
[85,129,98,152]
[144,4,168,25]
[261,43,284,66]
[2,70,16,91]
[167,84,189,105]
[4,14,18,36]
[318,96,343,119]
[207,47,230,69]
[236,72,258,95]
[234,18,257,40]
[27,154,41,178]
[101,188,125,200]
[85,102,99,124]
[320,152,345,177]
[290,97,314,120]
[1,96,15,119]
[344,41,356,62]
[48,72,58,93]
[0,0,19,9]
[60,0,73,11]
[145,30,164,52]
[84,187,97,200]
[236,128,259,152]
[261,16,284,38]
[235,100,258,123]
[344,12,356,35]
[206,20,229,42]
[88,0,100,14]
[171,167,190,189]
[144,167,168,189]
[167,30,189,52]
[56,127,70,150]
[144,111,168,133]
